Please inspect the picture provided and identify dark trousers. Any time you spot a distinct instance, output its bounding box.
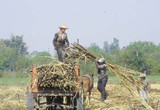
[56,47,67,62]
[97,76,108,100]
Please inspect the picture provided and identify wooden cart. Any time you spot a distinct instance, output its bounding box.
[26,65,84,110]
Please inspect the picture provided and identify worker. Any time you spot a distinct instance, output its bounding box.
[53,25,70,62]
[95,57,108,101]
[138,73,151,103]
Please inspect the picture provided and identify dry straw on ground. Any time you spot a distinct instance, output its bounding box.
[0,84,159,110]
[85,84,160,110]
[0,86,26,110]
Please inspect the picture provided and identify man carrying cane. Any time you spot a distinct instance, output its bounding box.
[95,57,108,101]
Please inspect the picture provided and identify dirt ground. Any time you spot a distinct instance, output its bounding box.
[0,83,160,110]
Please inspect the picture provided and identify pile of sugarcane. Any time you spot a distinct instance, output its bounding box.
[36,62,77,91]
[66,43,153,110]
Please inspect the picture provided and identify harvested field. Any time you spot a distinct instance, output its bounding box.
[0,83,159,110]
[0,86,26,110]
[85,83,160,110]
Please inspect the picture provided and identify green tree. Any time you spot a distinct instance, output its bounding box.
[31,51,53,66]
[103,41,110,52]
[120,41,157,74]
[0,35,28,72]
[110,38,120,51]
[0,44,16,71]
[103,38,120,52]
[3,35,28,55]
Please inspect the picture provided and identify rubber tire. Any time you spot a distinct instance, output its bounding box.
[76,95,84,110]
[26,92,34,110]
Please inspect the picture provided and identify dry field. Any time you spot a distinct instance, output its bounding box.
[0,83,160,110]
[0,86,26,110]
[85,83,160,110]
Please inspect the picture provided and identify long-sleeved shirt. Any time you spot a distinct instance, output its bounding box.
[95,62,107,79]
[142,79,151,91]
[137,79,151,102]
[53,32,69,48]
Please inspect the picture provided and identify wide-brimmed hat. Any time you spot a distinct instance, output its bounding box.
[59,25,68,29]
[140,73,146,78]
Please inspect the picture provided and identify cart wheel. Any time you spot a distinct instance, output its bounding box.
[76,85,84,110]
[77,96,84,110]
[26,92,34,110]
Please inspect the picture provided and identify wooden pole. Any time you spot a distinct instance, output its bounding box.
[77,39,79,44]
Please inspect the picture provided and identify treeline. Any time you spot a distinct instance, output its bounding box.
[0,35,53,77]
[0,36,160,77]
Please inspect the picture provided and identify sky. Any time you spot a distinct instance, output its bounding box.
[0,0,160,55]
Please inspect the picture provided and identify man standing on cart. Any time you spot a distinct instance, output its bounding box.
[53,25,70,62]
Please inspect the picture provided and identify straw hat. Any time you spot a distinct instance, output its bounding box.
[59,25,68,29]
[140,73,146,78]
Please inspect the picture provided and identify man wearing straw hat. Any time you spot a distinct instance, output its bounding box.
[95,57,108,101]
[53,25,69,62]
[138,73,151,103]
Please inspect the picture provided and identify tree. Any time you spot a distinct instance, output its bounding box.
[103,38,120,52]
[0,44,16,71]
[0,35,28,72]
[110,38,120,51]
[120,41,157,74]
[31,51,53,66]
[103,41,110,52]
[3,35,28,55]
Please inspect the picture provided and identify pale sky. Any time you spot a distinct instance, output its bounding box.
[0,0,160,55]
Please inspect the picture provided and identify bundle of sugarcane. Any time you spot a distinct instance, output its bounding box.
[106,63,153,110]
[36,62,77,91]
[66,43,153,110]
[66,43,96,62]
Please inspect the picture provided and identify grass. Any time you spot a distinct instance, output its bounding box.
[0,77,29,86]
[147,74,160,83]
[0,74,159,86]
[94,74,160,83]
[93,75,120,83]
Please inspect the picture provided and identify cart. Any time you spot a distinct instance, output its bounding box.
[26,65,84,110]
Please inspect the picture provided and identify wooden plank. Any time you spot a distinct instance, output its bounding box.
[32,65,38,92]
